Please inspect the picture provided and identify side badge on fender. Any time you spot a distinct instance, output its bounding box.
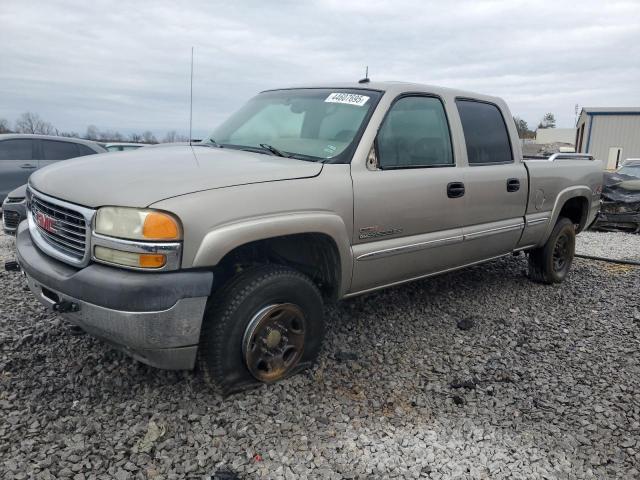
[359,225,403,240]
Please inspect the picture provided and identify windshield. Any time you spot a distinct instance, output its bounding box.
[618,165,640,178]
[206,88,382,162]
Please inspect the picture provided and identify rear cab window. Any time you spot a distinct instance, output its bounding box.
[455,99,513,165]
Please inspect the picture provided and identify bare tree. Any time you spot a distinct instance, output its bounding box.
[15,112,55,135]
[162,131,190,143]
[142,131,157,144]
[98,130,125,142]
[85,125,99,140]
[163,130,177,143]
[0,118,11,134]
[59,131,80,138]
[129,132,142,142]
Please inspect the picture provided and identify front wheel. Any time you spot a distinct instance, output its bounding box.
[528,217,576,284]
[198,265,325,395]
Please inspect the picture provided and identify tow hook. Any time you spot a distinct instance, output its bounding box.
[53,301,80,313]
[4,260,21,272]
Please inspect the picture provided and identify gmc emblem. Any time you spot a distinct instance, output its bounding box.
[35,211,56,233]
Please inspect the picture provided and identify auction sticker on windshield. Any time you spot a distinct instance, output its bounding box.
[325,92,370,106]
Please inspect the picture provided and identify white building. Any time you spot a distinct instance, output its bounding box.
[535,128,576,145]
[575,107,640,169]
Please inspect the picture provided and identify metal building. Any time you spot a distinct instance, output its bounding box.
[575,107,640,169]
[535,128,576,145]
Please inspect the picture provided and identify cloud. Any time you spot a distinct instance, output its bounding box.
[0,0,638,137]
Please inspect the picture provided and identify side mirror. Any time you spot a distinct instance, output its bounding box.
[367,144,379,171]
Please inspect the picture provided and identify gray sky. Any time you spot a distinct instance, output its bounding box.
[1,0,639,138]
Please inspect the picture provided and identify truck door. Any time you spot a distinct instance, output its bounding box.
[455,99,528,262]
[0,138,37,203]
[350,94,468,293]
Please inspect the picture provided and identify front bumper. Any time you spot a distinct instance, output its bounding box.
[594,211,640,232]
[16,222,214,369]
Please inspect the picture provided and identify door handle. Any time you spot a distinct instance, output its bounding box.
[506,178,520,192]
[447,181,465,198]
[20,163,37,169]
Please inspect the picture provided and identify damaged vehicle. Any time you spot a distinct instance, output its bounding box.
[594,159,640,233]
[13,82,603,394]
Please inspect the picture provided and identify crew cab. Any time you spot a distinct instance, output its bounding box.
[14,82,603,394]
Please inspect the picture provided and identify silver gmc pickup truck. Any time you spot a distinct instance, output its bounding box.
[15,82,603,394]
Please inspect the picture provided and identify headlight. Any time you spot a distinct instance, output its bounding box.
[92,207,182,271]
[95,207,181,241]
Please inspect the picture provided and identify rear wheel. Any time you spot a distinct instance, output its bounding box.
[528,217,576,284]
[198,265,324,395]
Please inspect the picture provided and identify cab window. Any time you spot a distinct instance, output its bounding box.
[376,96,454,169]
[456,99,513,165]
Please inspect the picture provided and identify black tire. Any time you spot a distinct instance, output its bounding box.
[198,264,324,395]
[528,217,576,284]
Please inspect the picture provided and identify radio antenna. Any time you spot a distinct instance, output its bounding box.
[189,46,194,146]
[358,65,370,84]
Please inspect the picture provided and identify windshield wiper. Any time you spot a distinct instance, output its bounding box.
[198,138,223,148]
[259,143,290,158]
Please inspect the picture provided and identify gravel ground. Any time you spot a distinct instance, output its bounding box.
[1,230,640,479]
[577,230,640,261]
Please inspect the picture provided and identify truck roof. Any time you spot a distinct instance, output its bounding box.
[263,81,504,105]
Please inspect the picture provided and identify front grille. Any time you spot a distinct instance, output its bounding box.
[3,210,21,230]
[30,193,88,261]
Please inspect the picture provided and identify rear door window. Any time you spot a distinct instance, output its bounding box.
[42,140,80,160]
[0,139,33,160]
[456,100,513,165]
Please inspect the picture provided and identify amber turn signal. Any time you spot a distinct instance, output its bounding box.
[138,253,167,268]
[143,212,180,240]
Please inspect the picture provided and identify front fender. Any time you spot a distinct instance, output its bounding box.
[191,212,353,297]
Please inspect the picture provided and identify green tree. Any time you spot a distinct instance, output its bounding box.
[538,113,556,129]
[513,116,530,138]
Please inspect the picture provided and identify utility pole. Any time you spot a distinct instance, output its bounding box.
[189,47,194,145]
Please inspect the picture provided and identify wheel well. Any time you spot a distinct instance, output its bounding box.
[212,233,342,301]
[559,196,589,232]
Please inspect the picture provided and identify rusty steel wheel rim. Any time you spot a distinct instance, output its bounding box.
[242,303,306,383]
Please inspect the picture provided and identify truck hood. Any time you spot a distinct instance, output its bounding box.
[29,145,323,208]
